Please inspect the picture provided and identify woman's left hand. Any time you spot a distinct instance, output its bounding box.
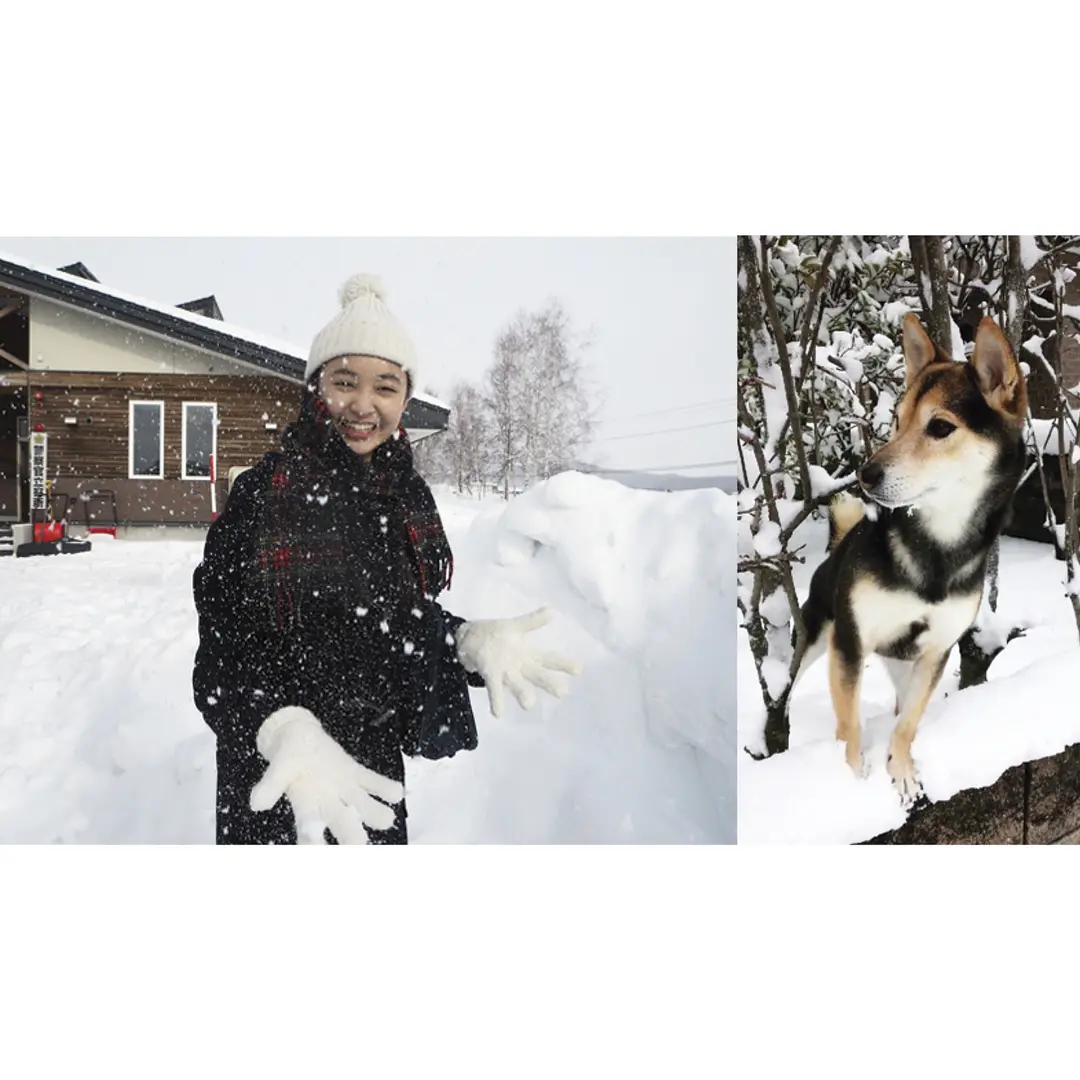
[455,607,583,718]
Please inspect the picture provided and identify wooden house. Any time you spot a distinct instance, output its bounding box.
[0,254,449,531]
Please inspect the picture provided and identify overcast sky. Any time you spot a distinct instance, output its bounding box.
[0,238,735,476]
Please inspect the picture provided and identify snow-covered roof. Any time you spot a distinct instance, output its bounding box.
[0,249,448,413]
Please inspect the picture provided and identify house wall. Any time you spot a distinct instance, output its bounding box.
[29,297,269,378]
[27,371,301,524]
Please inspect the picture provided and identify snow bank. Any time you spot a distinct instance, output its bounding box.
[0,536,215,843]
[0,473,735,844]
[739,522,1080,844]
[409,472,736,843]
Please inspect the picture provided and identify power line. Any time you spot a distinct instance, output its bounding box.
[602,459,736,472]
[591,418,735,443]
[600,397,735,425]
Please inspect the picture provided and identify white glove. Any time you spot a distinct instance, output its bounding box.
[455,606,583,719]
[250,706,404,845]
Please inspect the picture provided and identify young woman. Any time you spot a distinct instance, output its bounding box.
[192,274,581,844]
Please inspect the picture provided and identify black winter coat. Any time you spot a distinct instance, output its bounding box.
[192,416,481,845]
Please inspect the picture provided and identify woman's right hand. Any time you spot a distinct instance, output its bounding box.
[250,706,404,844]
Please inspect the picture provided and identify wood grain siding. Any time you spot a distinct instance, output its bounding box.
[26,372,301,523]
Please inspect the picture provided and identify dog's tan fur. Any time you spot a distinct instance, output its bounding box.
[827,492,865,552]
[828,638,865,776]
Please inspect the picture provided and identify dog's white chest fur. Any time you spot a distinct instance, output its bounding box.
[850,578,981,656]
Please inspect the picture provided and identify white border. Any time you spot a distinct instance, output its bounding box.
[181,401,217,482]
[4,847,1076,1076]
[128,400,164,480]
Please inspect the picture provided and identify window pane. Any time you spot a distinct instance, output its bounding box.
[185,406,214,478]
[132,404,161,476]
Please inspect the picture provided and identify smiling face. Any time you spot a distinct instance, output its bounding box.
[317,354,410,458]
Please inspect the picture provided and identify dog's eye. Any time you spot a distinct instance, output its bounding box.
[926,418,956,439]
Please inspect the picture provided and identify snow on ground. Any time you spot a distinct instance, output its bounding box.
[739,516,1080,844]
[0,472,735,844]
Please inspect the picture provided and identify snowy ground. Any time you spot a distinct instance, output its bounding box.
[0,472,735,844]
[739,517,1080,844]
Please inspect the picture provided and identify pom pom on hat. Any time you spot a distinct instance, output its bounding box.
[339,273,386,308]
[306,272,419,388]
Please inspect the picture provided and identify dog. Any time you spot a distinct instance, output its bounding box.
[792,312,1028,806]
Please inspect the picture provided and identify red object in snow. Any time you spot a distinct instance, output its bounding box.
[34,522,64,543]
[88,526,117,538]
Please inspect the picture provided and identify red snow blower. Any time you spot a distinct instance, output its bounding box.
[18,484,92,558]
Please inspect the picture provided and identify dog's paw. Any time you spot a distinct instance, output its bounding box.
[887,753,923,809]
[893,774,924,811]
[845,750,870,780]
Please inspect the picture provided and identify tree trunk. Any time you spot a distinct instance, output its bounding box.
[763,691,793,757]
[923,236,953,355]
[738,237,795,755]
[909,236,931,318]
[1004,235,1028,355]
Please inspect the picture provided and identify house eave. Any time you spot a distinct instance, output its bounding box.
[0,257,306,381]
[0,255,451,436]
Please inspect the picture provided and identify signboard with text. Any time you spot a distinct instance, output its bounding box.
[30,432,48,513]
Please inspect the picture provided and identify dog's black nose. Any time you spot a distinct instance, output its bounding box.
[859,461,884,489]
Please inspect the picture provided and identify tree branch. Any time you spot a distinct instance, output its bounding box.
[758,236,814,503]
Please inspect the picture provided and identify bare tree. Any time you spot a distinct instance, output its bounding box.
[485,299,597,497]
[485,328,528,499]
[738,235,853,755]
[1024,240,1080,638]
[444,381,493,494]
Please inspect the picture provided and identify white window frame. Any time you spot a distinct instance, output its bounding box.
[181,402,218,482]
[128,400,165,480]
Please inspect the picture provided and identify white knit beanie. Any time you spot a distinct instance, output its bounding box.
[306,273,419,391]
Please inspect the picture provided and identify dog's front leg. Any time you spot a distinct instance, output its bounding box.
[886,651,949,808]
[828,632,867,779]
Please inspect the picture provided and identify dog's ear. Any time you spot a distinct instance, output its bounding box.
[970,317,1026,418]
[902,313,937,387]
